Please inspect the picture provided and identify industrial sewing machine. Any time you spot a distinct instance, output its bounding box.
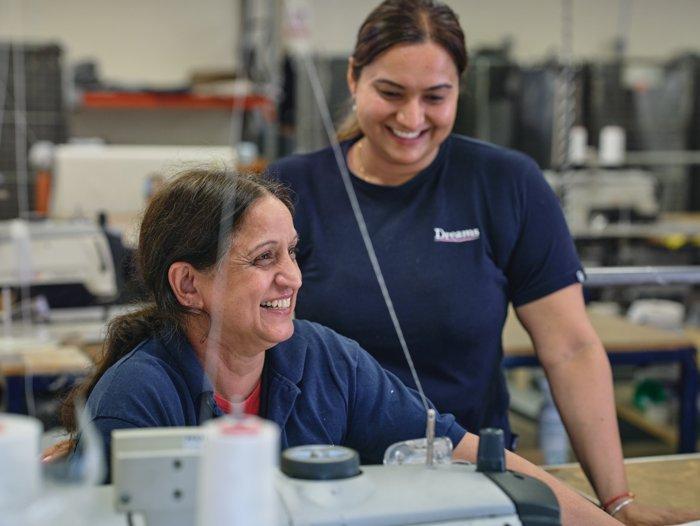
[109,424,560,526]
[0,218,118,306]
[0,414,559,526]
[545,168,659,233]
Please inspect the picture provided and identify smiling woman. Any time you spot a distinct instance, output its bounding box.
[61,169,298,436]
[346,41,459,186]
[184,195,301,356]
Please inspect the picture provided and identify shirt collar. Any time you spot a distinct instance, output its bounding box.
[159,327,214,401]
[266,320,307,385]
[159,322,308,405]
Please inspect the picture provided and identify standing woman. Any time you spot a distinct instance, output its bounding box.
[270,1,697,524]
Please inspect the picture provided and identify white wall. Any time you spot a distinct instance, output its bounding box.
[0,0,240,85]
[305,0,700,61]
[1,0,699,84]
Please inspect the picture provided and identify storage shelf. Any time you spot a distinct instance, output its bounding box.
[80,90,273,111]
[615,384,678,447]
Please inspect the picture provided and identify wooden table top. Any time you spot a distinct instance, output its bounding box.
[503,309,696,357]
[0,344,93,376]
[546,454,700,509]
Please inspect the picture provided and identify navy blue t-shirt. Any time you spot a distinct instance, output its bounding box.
[270,135,582,443]
[85,320,465,476]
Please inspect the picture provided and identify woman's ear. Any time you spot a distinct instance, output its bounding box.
[347,57,357,97]
[168,262,206,310]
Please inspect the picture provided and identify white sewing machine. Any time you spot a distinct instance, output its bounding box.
[0,218,117,303]
[107,426,559,526]
[545,168,659,233]
[49,143,237,223]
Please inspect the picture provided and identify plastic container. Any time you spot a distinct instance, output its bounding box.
[538,378,570,465]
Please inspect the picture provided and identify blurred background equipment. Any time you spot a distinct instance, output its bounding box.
[0,218,117,307]
[48,143,237,231]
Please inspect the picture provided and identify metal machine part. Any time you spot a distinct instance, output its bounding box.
[112,427,560,526]
[425,408,436,466]
[584,266,700,287]
[112,428,203,526]
[277,463,558,526]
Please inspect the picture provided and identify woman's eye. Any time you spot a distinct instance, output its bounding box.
[425,94,445,103]
[379,90,401,99]
[254,252,274,266]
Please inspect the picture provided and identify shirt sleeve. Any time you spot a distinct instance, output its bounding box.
[506,157,583,306]
[81,355,189,480]
[343,340,467,463]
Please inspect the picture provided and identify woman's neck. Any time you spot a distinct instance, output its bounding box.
[188,325,265,401]
[350,137,438,187]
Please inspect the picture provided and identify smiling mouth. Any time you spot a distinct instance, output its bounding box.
[260,297,291,309]
[388,126,427,140]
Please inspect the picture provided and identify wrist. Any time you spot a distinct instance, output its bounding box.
[601,492,635,516]
[608,497,635,517]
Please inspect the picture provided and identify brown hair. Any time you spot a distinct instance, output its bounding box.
[337,0,468,140]
[62,168,293,432]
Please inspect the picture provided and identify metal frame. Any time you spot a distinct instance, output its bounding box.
[584,266,700,287]
[504,346,698,453]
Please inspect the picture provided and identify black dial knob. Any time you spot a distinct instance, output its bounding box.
[281,445,361,480]
[476,428,506,473]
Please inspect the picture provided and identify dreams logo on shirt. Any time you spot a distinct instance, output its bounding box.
[433,227,480,243]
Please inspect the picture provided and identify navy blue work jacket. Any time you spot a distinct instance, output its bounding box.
[85,320,466,477]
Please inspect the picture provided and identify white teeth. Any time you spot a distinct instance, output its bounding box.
[391,128,421,139]
[261,297,291,309]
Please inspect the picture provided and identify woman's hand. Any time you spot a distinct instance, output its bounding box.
[615,501,700,526]
[41,438,75,464]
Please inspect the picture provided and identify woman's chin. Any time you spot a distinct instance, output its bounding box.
[262,320,295,346]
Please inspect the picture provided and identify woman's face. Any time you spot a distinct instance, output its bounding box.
[198,195,302,355]
[348,41,460,174]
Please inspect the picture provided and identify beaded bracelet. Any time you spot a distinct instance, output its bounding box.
[608,497,635,517]
[601,491,635,511]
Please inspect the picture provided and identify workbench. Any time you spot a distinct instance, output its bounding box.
[547,453,700,510]
[0,340,93,413]
[503,310,699,453]
[1,309,698,453]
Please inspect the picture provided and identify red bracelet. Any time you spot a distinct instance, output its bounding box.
[601,491,635,511]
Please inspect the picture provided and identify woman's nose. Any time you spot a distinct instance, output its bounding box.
[276,256,302,290]
[396,98,424,129]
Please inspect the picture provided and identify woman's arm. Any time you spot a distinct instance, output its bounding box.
[515,284,626,503]
[515,283,700,525]
[453,432,619,525]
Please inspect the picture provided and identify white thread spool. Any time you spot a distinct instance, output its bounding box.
[197,416,280,526]
[0,414,42,511]
[599,125,626,167]
[568,126,588,167]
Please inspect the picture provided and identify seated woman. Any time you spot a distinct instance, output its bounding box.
[61,168,614,524]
